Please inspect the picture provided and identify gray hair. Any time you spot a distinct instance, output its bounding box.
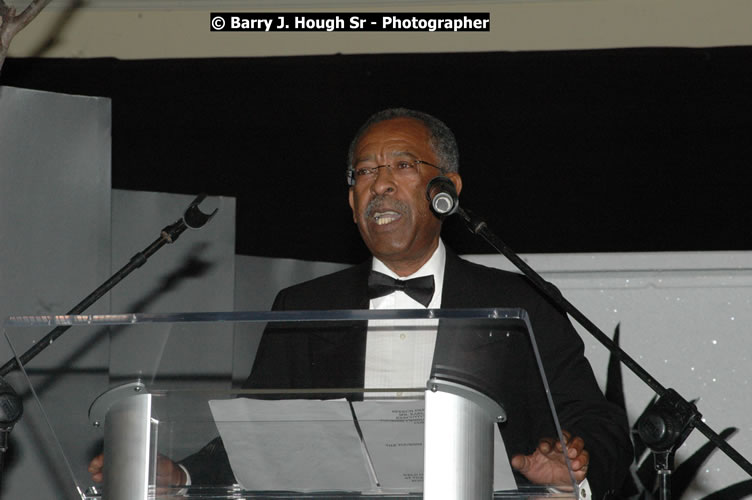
[347,108,460,175]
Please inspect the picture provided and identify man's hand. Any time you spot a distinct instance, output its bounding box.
[88,453,187,489]
[510,430,589,487]
[88,454,105,484]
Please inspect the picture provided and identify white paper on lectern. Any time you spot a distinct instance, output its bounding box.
[208,399,373,492]
[492,416,517,491]
[351,400,425,491]
[351,400,517,492]
[210,398,517,494]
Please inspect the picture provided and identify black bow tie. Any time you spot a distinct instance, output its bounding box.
[367,270,435,307]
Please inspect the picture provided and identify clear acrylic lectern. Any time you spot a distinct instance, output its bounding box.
[4,309,576,499]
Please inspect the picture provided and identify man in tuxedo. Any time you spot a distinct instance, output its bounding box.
[91,108,632,498]
[240,108,632,499]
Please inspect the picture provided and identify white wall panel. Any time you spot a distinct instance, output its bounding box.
[0,85,112,499]
[468,251,752,498]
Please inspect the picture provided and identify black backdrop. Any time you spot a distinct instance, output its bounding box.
[4,47,751,263]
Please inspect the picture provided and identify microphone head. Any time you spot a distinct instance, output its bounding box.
[426,176,459,217]
[432,192,456,215]
[183,193,219,229]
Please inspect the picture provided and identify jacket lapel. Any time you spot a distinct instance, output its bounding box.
[309,260,370,388]
[440,246,471,308]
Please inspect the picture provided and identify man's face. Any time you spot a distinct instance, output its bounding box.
[348,117,462,275]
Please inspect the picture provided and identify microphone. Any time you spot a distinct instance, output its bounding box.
[426,176,459,217]
[183,193,219,229]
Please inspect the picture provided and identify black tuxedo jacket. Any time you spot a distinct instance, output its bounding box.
[184,249,632,499]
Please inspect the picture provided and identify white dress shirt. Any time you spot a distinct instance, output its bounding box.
[363,240,445,395]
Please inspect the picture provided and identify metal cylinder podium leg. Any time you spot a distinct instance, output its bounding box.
[424,378,506,500]
[89,382,152,500]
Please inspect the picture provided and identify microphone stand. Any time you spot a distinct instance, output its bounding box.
[0,193,217,476]
[457,206,752,500]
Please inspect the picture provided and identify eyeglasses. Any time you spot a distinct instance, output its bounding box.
[346,159,440,186]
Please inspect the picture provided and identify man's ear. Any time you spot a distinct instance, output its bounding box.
[446,172,463,197]
[348,188,357,223]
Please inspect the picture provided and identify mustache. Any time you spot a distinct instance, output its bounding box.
[364,195,411,218]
